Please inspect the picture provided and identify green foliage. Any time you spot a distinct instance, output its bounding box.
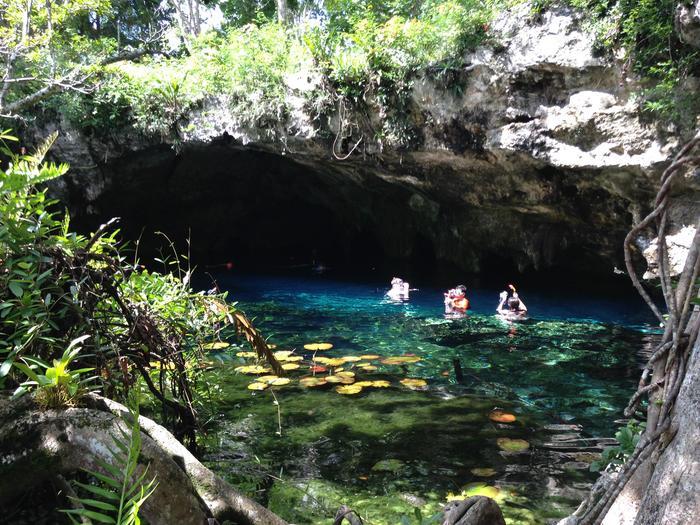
[590,419,646,472]
[63,394,157,525]
[13,334,96,408]
[0,131,254,439]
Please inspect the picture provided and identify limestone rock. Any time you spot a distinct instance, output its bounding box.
[676,1,700,50]
[442,496,506,525]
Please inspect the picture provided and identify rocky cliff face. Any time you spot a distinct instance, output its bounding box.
[39,2,699,277]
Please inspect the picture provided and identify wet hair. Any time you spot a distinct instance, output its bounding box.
[508,297,520,310]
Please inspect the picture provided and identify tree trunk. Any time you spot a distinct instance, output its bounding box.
[276,0,289,25]
[629,334,700,524]
[0,394,288,525]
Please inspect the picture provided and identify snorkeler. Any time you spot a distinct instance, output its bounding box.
[444,285,470,313]
[386,277,410,300]
[496,284,527,319]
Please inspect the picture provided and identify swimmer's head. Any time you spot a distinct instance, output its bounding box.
[508,297,520,310]
[455,285,466,297]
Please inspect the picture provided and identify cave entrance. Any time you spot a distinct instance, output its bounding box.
[78,141,423,275]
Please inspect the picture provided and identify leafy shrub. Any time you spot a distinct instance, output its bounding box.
[590,419,646,472]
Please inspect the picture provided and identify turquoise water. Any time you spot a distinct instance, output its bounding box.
[201,271,657,524]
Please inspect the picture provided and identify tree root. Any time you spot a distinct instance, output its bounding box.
[0,394,288,525]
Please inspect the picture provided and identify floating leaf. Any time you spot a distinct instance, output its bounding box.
[248,382,268,390]
[496,438,530,452]
[324,358,346,367]
[203,342,230,350]
[470,468,497,477]
[381,356,422,365]
[273,351,293,360]
[489,410,517,423]
[336,384,363,395]
[355,381,374,387]
[369,380,391,388]
[268,377,291,386]
[336,371,355,378]
[360,365,378,372]
[400,378,427,390]
[304,343,333,351]
[299,377,327,387]
[281,363,300,371]
[236,351,257,358]
[309,365,327,373]
[235,365,271,375]
[258,375,279,383]
[285,356,303,362]
[341,356,362,363]
[360,354,380,360]
[325,375,344,383]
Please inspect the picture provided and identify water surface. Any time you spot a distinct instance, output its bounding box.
[200,271,656,524]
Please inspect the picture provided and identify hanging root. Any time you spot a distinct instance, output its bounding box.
[573,130,700,524]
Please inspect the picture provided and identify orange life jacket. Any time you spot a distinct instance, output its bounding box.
[453,297,469,310]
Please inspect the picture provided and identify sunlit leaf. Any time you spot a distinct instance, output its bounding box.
[489,410,516,423]
[303,343,333,351]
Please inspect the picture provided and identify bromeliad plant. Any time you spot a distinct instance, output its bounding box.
[13,334,96,409]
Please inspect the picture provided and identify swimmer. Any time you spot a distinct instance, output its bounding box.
[496,284,527,320]
[444,285,470,313]
[386,277,410,300]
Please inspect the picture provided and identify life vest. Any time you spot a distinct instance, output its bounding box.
[453,297,469,310]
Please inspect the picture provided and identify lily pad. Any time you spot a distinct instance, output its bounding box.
[303,342,333,351]
[381,356,422,365]
[359,365,378,371]
[281,363,301,371]
[235,351,257,358]
[309,365,327,373]
[247,382,269,391]
[489,410,517,423]
[360,354,380,360]
[268,377,292,386]
[235,365,271,375]
[335,384,363,395]
[203,342,230,350]
[299,377,327,387]
[284,356,304,362]
[400,378,427,390]
[341,356,362,363]
[336,371,355,378]
[369,380,391,388]
[496,438,530,452]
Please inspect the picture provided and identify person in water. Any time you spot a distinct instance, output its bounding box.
[496,284,527,317]
[444,285,470,313]
[386,277,410,300]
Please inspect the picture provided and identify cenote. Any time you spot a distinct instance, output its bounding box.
[194,269,657,524]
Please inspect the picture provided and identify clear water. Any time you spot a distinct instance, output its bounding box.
[199,271,658,524]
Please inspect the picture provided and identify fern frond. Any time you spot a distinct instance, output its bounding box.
[30,131,59,168]
[61,395,157,524]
